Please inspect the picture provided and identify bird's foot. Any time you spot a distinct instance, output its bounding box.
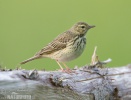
[65,68,75,73]
[58,68,75,73]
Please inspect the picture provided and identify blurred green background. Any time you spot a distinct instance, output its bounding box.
[0,0,131,70]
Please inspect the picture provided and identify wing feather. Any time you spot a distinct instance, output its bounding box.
[35,31,74,56]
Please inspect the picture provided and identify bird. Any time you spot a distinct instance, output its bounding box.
[20,22,95,72]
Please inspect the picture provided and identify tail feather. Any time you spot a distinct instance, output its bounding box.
[20,56,39,64]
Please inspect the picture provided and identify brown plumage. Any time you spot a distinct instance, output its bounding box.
[20,22,95,71]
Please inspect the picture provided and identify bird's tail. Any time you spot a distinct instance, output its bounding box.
[20,56,39,64]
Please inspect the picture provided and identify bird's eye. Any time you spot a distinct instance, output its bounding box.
[81,26,85,28]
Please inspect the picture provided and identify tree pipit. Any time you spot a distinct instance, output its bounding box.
[20,22,95,72]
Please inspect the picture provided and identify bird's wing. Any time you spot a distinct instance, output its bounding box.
[35,31,73,56]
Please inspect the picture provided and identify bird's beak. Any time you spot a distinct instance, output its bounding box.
[89,25,95,29]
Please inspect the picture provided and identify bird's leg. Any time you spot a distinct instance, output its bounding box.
[55,60,64,71]
[62,63,73,73]
[56,61,73,73]
[62,63,69,69]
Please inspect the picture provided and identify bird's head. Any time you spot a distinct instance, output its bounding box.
[71,22,95,36]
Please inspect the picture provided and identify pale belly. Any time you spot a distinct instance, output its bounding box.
[52,37,86,62]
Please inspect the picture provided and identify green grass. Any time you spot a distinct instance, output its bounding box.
[0,0,131,70]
